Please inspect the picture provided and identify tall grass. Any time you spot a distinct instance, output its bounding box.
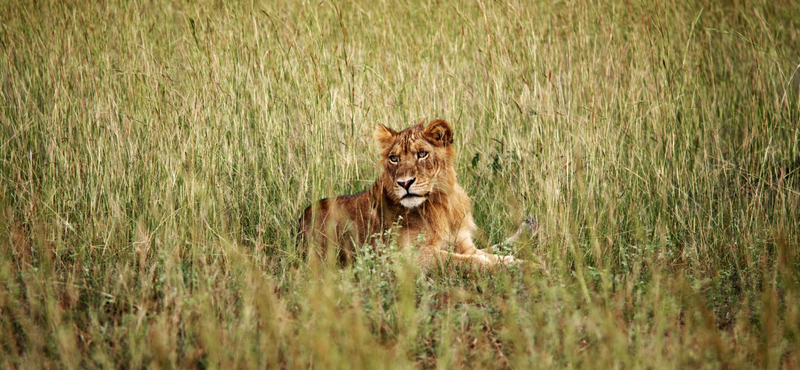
[1,0,798,368]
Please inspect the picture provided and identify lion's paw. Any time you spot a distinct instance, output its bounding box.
[520,215,540,237]
[501,255,523,266]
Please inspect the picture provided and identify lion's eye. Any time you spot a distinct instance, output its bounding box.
[389,155,399,163]
[417,151,428,159]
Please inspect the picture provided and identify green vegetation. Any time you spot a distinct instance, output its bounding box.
[1,0,799,368]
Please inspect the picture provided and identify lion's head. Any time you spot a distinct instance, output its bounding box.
[373,120,457,208]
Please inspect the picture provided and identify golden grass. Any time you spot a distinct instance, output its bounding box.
[1,0,798,368]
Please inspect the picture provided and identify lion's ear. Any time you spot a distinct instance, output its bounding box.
[373,124,397,148]
[423,120,453,147]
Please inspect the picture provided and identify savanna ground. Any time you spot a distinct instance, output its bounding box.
[1,0,799,368]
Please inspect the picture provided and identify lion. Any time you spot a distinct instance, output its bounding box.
[298,119,536,271]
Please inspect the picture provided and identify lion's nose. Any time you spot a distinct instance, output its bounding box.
[397,177,416,190]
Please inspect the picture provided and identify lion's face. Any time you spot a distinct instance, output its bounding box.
[374,120,456,208]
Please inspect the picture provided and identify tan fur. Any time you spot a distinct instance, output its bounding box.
[298,120,519,271]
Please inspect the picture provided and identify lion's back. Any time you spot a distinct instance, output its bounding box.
[297,191,377,264]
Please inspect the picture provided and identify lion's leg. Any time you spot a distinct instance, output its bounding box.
[449,215,539,267]
[454,240,518,266]
[417,247,503,271]
[414,232,506,271]
[452,219,520,267]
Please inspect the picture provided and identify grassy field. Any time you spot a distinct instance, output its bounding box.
[1,0,799,368]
